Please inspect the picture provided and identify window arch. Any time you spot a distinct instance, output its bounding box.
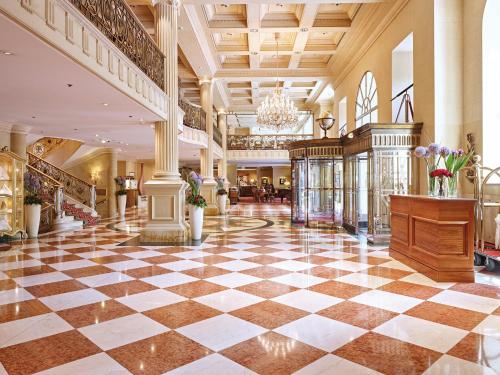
[483,0,500,171]
[355,71,378,128]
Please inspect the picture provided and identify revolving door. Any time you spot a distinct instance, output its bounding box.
[290,139,343,229]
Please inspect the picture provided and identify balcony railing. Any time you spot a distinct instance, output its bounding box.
[213,126,223,147]
[227,134,314,150]
[68,0,165,90]
[179,99,206,131]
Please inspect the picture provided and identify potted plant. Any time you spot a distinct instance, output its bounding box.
[187,171,207,240]
[444,148,472,197]
[215,176,227,215]
[24,172,43,238]
[115,176,127,217]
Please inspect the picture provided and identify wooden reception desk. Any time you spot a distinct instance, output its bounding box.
[389,195,476,282]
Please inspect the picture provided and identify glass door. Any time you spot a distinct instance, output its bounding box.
[356,153,369,234]
[291,159,306,224]
[307,159,334,228]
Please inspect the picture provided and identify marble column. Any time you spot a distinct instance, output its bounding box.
[10,125,31,159]
[107,149,117,218]
[199,78,218,215]
[141,0,188,241]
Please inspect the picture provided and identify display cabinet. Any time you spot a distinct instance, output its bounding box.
[289,139,343,229]
[0,150,25,237]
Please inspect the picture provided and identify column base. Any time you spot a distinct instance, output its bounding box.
[200,181,218,216]
[140,178,189,242]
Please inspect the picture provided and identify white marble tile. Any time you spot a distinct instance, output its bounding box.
[77,250,117,259]
[104,259,151,272]
[367,251,391,259]
[350,290,422,313]
[377,260,416,272]
[373,315,468,352]
[116,289,186,312]
[123,250,165,259]
[14,272,70,287]
[141,272,198,288]
[0,313,73,348]
[194,289,264,312]
[206,272,261,288]
[0,259,43,271]
[314,251,357,260]
[50,259,97,271]
[28,250,69,259]
[270,273,327,289]
[0,272,6,281]
[428,290,500,314]
[77,272,133,288]
[472,315,500,336]
[221,250,259,260]
[166,353,256,375]
[399,273,455,289]
[224,243,261,250]
[271,260,315,272]
[293,354,382,375]
[0,288,34,305]
[34,353,131,375]
[266,243,302,251]
[227,237,261,243]
[40,288,110,311]
[310,244,345,251]
[79,313,168,351]
[422,355,498,375]
[272,290,343,313]
[170,250,212,260]
[176,314,266,351]
[268,251,305,260]
[216,260,260,272]
[274,314,366,352]
[335,273,393,289]
[159,260,205,271]
[324,260,373,272]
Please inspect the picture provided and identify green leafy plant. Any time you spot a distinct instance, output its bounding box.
[215,176,227,196]
[187,171,207,208]
[114,176,127,196]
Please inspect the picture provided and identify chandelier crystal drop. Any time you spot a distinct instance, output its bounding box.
[256,34,299,131]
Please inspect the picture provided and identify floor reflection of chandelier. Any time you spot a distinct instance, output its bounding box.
[256,34,298,132]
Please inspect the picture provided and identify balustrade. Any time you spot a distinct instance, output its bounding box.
[68,0,165,90]
[227,134,314,150]
[27,153,96,211]
[213,126,223,147]
[178,99,207,131]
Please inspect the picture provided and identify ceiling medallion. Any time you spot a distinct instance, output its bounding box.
[256,34,298,132]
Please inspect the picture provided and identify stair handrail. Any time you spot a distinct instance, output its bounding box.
[27,152,96,212]
[27,165,64,221]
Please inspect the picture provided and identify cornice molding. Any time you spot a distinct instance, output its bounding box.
[61,147,117,170]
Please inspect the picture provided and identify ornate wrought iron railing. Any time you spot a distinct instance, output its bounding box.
[68,0,165,90]
[27,152,96,211]
[179,99,206,131]
[227,134,314,150]
[213,126,223,147]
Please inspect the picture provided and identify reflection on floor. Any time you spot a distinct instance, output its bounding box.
[0,203,499,374]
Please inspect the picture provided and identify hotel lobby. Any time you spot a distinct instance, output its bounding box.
[0,0,499,374]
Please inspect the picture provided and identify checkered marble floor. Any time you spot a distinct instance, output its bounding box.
[0,204,499,375]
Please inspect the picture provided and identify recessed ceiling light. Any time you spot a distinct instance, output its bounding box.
[95,134,99,137]
[294,51,301,55]
[128,115,133,118]
[276,4,284,7]
[221,4,229,7]
[74,128,78,131]
[300,28,309,32]
[150,124,154,128]
[226,33,233,36]
[0,51,13,56]
[101,139,106,144]
[249,28,258,33]
[32,116,36,119]
[102,103,109,106]
[251,52,258,55]
[66,83,73,87]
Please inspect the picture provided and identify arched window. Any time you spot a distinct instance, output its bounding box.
[355,71,378,128]
[483,0,500,171]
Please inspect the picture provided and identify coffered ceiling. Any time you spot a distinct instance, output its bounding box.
[127,0,392,111]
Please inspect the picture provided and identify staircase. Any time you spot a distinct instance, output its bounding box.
[27,152,100,232]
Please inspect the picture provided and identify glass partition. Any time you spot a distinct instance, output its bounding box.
[291,159,306,224]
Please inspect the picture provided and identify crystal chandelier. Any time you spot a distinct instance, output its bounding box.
[256,34,298,131]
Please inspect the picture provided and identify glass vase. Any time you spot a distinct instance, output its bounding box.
[434,176,449,198]
[427,165,436,196]
[448,171,459,198]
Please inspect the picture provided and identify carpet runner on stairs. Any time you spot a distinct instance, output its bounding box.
[62,202,100,227]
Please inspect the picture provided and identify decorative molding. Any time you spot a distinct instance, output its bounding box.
[227,149,290,162]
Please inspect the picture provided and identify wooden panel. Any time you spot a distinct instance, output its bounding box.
[391,212,409,245]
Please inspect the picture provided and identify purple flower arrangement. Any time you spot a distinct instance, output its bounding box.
[187,171,207,208]
[114,176,127,196]
[24,171,43,205]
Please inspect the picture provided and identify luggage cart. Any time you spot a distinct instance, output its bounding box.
[472,164,500,272]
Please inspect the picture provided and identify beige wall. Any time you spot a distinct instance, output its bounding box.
[227,164,238,186]
[272,166,291,188]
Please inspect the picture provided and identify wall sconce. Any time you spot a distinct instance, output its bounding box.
[90,170,100,184]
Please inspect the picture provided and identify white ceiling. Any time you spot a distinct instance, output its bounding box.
[0,13,162,160]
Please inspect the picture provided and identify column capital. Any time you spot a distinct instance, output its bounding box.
[152,0,180,8]
[199,77,214,86]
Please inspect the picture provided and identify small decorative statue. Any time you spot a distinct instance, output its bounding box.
[495,214,500,249]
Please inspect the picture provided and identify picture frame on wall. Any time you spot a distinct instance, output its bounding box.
[279,177,286,185]
[261,177,268,185]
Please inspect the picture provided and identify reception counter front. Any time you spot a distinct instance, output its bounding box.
[389,195,476,282]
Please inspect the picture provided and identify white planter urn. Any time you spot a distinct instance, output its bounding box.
[117,194,127,217]
[189,204,204,240]
[25,204,41,238]
[217,194,227,215]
